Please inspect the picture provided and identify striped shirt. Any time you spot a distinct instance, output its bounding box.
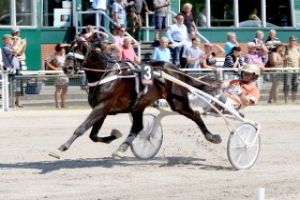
[223,53,244,68]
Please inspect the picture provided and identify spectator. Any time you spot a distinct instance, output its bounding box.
[244,41,268,69]
[11,26,27,70]
[267,43,284,104]
[223,46,244,68]
[112,0,127,32]
[197,7,207,27]
[181,3,196,32]
[112,25,126,47]
[91,0,107,30]
[224,3,233,20]
[185,37,203,68]
[283,35,300,103]
[2,34,21,108]
[121,37,139,63]
[153,0,170,41]
[201,43,224,70]
[223,46,244,80]
[245,41,268,89]
[253,30,265,47]
[224,32,239,55]
[265,29,281,51]
[180,30,196,68]
[45,44,69,109]
[127,0,150,41]
[151,36,171,62]
[166,14,189,65]
[248,8,261,21]
[253,30,268,61]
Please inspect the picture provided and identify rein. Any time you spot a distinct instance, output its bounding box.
[165,67,213,87]
[81,66,130,73]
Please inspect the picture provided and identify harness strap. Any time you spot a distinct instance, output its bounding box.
[66,52,85,60]
[87,75,136,87]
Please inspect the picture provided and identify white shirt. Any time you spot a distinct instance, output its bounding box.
[166,23,188,44]
[92,0,107,10]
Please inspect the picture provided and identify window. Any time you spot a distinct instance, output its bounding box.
[0,0,35,26]
[266,0,292,27]
[43,0,72,27]
[195,0,293,28]
[16,0,34,26]
[238,0,262,27]
[211,0,234,27]
[0,0,12,25]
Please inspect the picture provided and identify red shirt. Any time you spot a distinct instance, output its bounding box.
[121,47,136,62]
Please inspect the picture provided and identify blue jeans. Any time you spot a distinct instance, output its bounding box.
[170,46,183,65]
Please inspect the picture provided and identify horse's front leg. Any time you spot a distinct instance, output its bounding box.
[49,103,109,159]
[112,110,144,158]
[168,96,222,144]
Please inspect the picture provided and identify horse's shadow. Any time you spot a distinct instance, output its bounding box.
[0,156,233,174]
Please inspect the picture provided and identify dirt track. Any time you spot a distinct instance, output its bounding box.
[0,105,300,200]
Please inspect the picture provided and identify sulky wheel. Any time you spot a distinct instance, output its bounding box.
[227,122,261,170]
[131,114,163,160]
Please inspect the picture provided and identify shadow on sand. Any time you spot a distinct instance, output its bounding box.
[0,156,233,174]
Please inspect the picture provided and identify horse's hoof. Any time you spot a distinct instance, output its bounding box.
[111,129,122,139]
[112,151,124,159]
[48,150,61,159]
[205,134,222,144]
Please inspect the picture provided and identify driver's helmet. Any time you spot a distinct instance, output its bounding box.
[241,64,261,80]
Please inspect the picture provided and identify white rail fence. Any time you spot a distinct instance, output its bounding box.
[0,68,299,111]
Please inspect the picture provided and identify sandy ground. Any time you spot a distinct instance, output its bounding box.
[0,105,300,200]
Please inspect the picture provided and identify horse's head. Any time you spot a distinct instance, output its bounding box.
[63,36,90,75]
[63,32,111,76]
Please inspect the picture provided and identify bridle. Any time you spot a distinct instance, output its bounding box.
[64,36,135,78]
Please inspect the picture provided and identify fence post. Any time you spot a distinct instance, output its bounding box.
[1,71,9,111]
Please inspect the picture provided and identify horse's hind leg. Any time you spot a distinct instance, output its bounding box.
[168,96,222,144]
[112,110,144,158]
[89,119,122,144]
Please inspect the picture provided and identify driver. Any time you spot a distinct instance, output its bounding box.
[219,64,261,114]
[203,64,261,116]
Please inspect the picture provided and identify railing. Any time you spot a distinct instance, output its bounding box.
[1,68,300,111]
[0,71,10,111]
[74,10,141,58]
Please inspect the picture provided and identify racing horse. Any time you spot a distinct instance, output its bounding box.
[49,34,222,159]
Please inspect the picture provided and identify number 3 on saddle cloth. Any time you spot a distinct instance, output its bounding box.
[140,65,154,85]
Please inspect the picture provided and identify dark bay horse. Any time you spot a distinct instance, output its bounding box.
[49,36,222,159]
